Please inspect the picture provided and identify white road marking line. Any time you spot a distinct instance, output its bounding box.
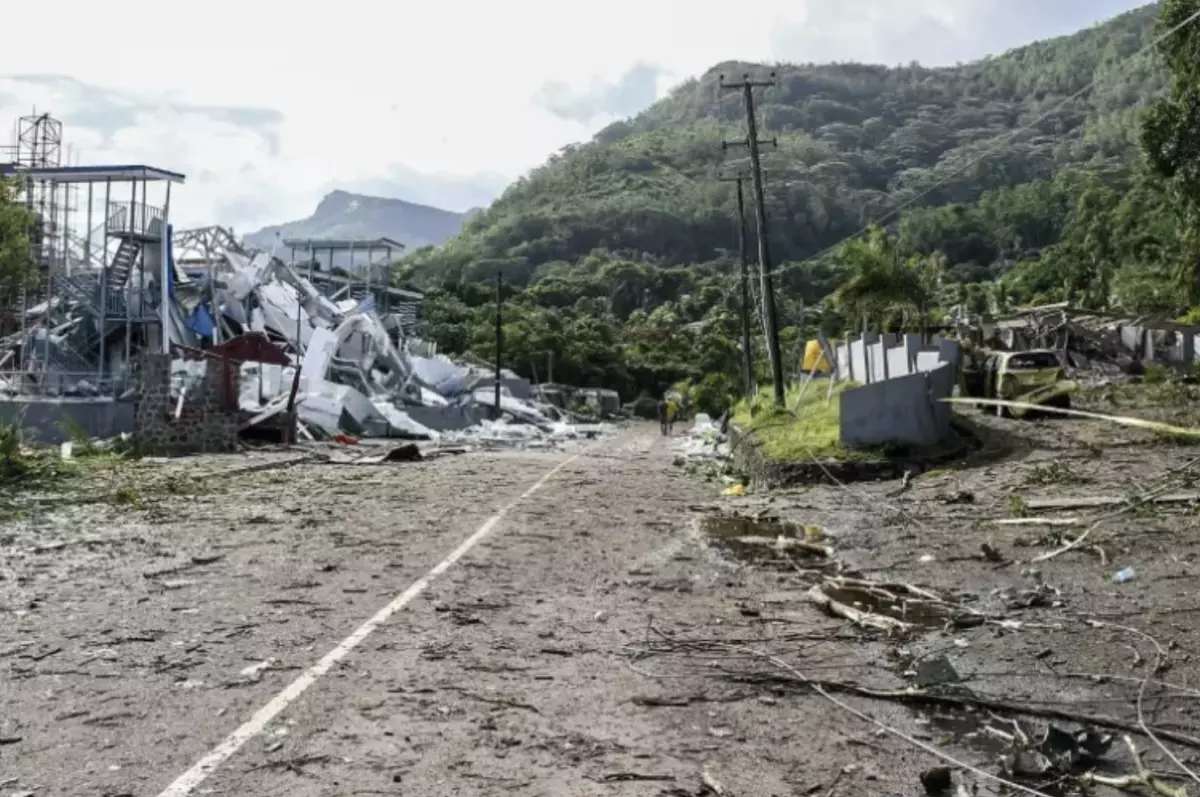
[156,451,585,797]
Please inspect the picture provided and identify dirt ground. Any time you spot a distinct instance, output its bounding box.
[2,399,1200,797]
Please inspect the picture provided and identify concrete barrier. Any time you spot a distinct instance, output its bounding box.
[0,397,136,444]
[838,361,957,449]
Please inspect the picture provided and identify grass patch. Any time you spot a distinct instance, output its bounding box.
[1,418,138,501]
[1,421,73,487]
[1023,460,1088,486]
[732,381,866,462]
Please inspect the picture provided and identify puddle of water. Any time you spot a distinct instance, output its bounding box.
[699,514,799,539]
[699,514,826,567]
[822,584,951,629]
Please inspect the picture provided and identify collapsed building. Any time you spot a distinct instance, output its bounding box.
[0,112,598,446]
[991,303,1200,372]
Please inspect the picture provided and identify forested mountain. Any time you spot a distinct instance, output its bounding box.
[392,1,1200,407]
[403,2,1197,406]
[404,3,1164,289]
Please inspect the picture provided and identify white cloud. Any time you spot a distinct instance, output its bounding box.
[768,0,1148,66]
[0,0,1148,232]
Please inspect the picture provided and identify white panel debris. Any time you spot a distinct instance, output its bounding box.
[5,224,613,446]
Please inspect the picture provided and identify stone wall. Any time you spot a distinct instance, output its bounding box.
[133,354,240,456]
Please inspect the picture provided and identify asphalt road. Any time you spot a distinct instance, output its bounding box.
[7,417,1192,797]
[3,427,799,797]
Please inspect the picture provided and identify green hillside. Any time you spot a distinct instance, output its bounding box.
[407,3,1163,286]
[396,1,1200,408]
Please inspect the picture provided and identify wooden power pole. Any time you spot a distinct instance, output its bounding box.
[721,72,785,407]
[494,270,503,419]
[718,172,755,399]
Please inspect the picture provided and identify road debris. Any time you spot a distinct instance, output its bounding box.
[1079,735,1190,797]
[919,765,952,795]
[7,388,1200,795]
[807,578,987,635]
[701,768,732,796]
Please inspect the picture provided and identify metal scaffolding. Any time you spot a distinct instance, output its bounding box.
[1,111,186,396]
[1,112,427,402]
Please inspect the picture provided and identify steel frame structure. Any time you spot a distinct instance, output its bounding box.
[1,111,186,396]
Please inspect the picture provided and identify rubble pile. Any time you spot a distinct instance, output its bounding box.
[178,238,618,444]
[3,226,612,445]
[676,413,729,463]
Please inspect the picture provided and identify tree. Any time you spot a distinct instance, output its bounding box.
[1141,0,1200,303]
[832,227,931,333]
[0,176,35,321]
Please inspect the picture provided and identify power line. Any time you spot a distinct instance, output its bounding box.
[709,6,1200,290]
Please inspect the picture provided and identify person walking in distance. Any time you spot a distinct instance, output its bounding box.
[656,394,669,436]
[665,395,678,435]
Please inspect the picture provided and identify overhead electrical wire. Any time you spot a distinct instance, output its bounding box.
[715,5,1200,290]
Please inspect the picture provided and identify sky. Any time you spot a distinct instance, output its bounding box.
[0,0,1150,234]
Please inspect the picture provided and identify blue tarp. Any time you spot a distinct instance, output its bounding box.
[167,223,175,298]
[185,303,217,339]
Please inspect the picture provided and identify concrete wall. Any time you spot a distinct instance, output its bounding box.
[833,334,961,384]
[0,397,135,444]
[830,334,962,449]
[915,350,942,372]
[1120,326,1140,354]
[926,357,957,432]
[839,361,957,449]
[503,376,533,400]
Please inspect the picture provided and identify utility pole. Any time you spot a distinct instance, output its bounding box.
[721,72,785,407]
[494,270,503,420]
[718,172,755,399]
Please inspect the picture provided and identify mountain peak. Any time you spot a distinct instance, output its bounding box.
[246,190,466,253]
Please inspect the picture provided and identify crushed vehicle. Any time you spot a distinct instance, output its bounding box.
[961,348,1077,417]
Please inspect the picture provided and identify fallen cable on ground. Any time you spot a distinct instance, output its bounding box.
[1135,634,1200,789]
[693,639,1059,797]
[627,633,1200,751]
[942,397,1200,439]
[1034,455,1200,562]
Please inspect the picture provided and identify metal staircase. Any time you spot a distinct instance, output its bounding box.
[57,271,99,313]
[51,331,96,376]
[107,238,142,289]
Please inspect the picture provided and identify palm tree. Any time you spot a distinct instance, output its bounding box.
[833,227,932,335]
